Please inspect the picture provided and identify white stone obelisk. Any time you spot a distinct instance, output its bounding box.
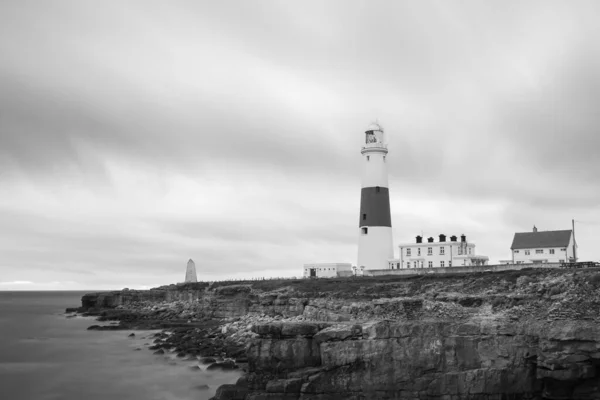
[357,123,394,271]
[184,259,197,283]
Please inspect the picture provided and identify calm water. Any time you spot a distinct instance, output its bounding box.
[0,291,240,400]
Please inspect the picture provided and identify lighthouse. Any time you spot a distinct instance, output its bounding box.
[357,123,394,271]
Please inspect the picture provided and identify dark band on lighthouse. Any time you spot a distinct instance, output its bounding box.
[359,187,392,227]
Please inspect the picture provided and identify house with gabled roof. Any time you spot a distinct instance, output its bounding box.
[510,226,576,264]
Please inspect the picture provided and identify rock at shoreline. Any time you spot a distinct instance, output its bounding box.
[210,384,247,400]
[153,349,165,355]
[206,361,238,371]
[128,333,135,337]
[79,268,600,399]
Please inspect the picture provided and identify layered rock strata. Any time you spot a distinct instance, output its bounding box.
[79,269,600,399]
[238,320,600,399]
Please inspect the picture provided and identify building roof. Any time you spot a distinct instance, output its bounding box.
[510,230,572,250]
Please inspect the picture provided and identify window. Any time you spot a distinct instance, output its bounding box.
[407,262,411,268]
[514,250,520,253]
[413,261,418,268]
[449,261,452,267]
[397,263,400,269]
[428,261,433,268]
[561,248,567,252]
[367,156,370,161]
[536,249,543,254]
[417,248,421,256]
[525,250,530,255]
[428,247,432,255]
[468,248,472,255]
[458,248,463,255]
[406,248,411,256]
[549,249,555,254]
[420,261,424,268]
[440,247,445,255]
[559,259,564,263]
[362,227,368,235]
[362,213,366,221]
[440,261,445,267]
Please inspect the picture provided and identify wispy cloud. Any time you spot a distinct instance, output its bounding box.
[1,1,599,289]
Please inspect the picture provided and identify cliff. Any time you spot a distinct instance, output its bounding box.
[80,268,600,399]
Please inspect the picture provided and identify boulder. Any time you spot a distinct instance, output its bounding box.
[207,361,238,371]
[210,384,248,400]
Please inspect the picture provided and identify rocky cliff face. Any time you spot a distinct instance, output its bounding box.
[81,269,600,399]
[243,320,599,399]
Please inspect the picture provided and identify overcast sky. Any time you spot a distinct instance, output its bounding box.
[1,1,599,290]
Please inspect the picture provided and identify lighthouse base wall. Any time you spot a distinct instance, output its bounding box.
[357,227,394,271]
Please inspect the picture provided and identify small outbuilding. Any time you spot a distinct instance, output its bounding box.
[303,263,353,278]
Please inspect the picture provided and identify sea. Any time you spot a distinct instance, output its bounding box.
[0,291,241,400]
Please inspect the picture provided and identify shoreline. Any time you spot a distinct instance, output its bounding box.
[66,299,282,392]
[72,270,600,400]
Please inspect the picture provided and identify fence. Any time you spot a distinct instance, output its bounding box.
[364,262,599,277]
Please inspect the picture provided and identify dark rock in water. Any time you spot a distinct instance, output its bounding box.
[176,351,187,358]
[211,384,247,399]
[86,324,121,331]
[66,315,76,318]
[235,376,248,387]
[128,333,135,337]
[153,349,165,355]
[235,357,248,364]
[185,355,197,361]
[200,357,217,364]
[207,361,238,371]
[148,344,160,350]
[189,365,201,370]
[65,307,80,313]
[195,384,209,391]
[135,348,142,351]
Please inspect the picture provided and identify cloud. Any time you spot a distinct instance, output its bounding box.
[1,1,599,289]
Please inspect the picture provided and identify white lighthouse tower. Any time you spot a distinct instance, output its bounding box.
[357,123,394,271]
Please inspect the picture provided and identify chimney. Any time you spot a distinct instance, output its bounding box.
[427,237,434,243]
[416,235,422,244]
[533,225,538,233]
[439,234,446,243]
[460,234,466,243]
[450,235,457,242]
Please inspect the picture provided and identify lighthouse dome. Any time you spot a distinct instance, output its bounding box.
[366,122,383,132]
